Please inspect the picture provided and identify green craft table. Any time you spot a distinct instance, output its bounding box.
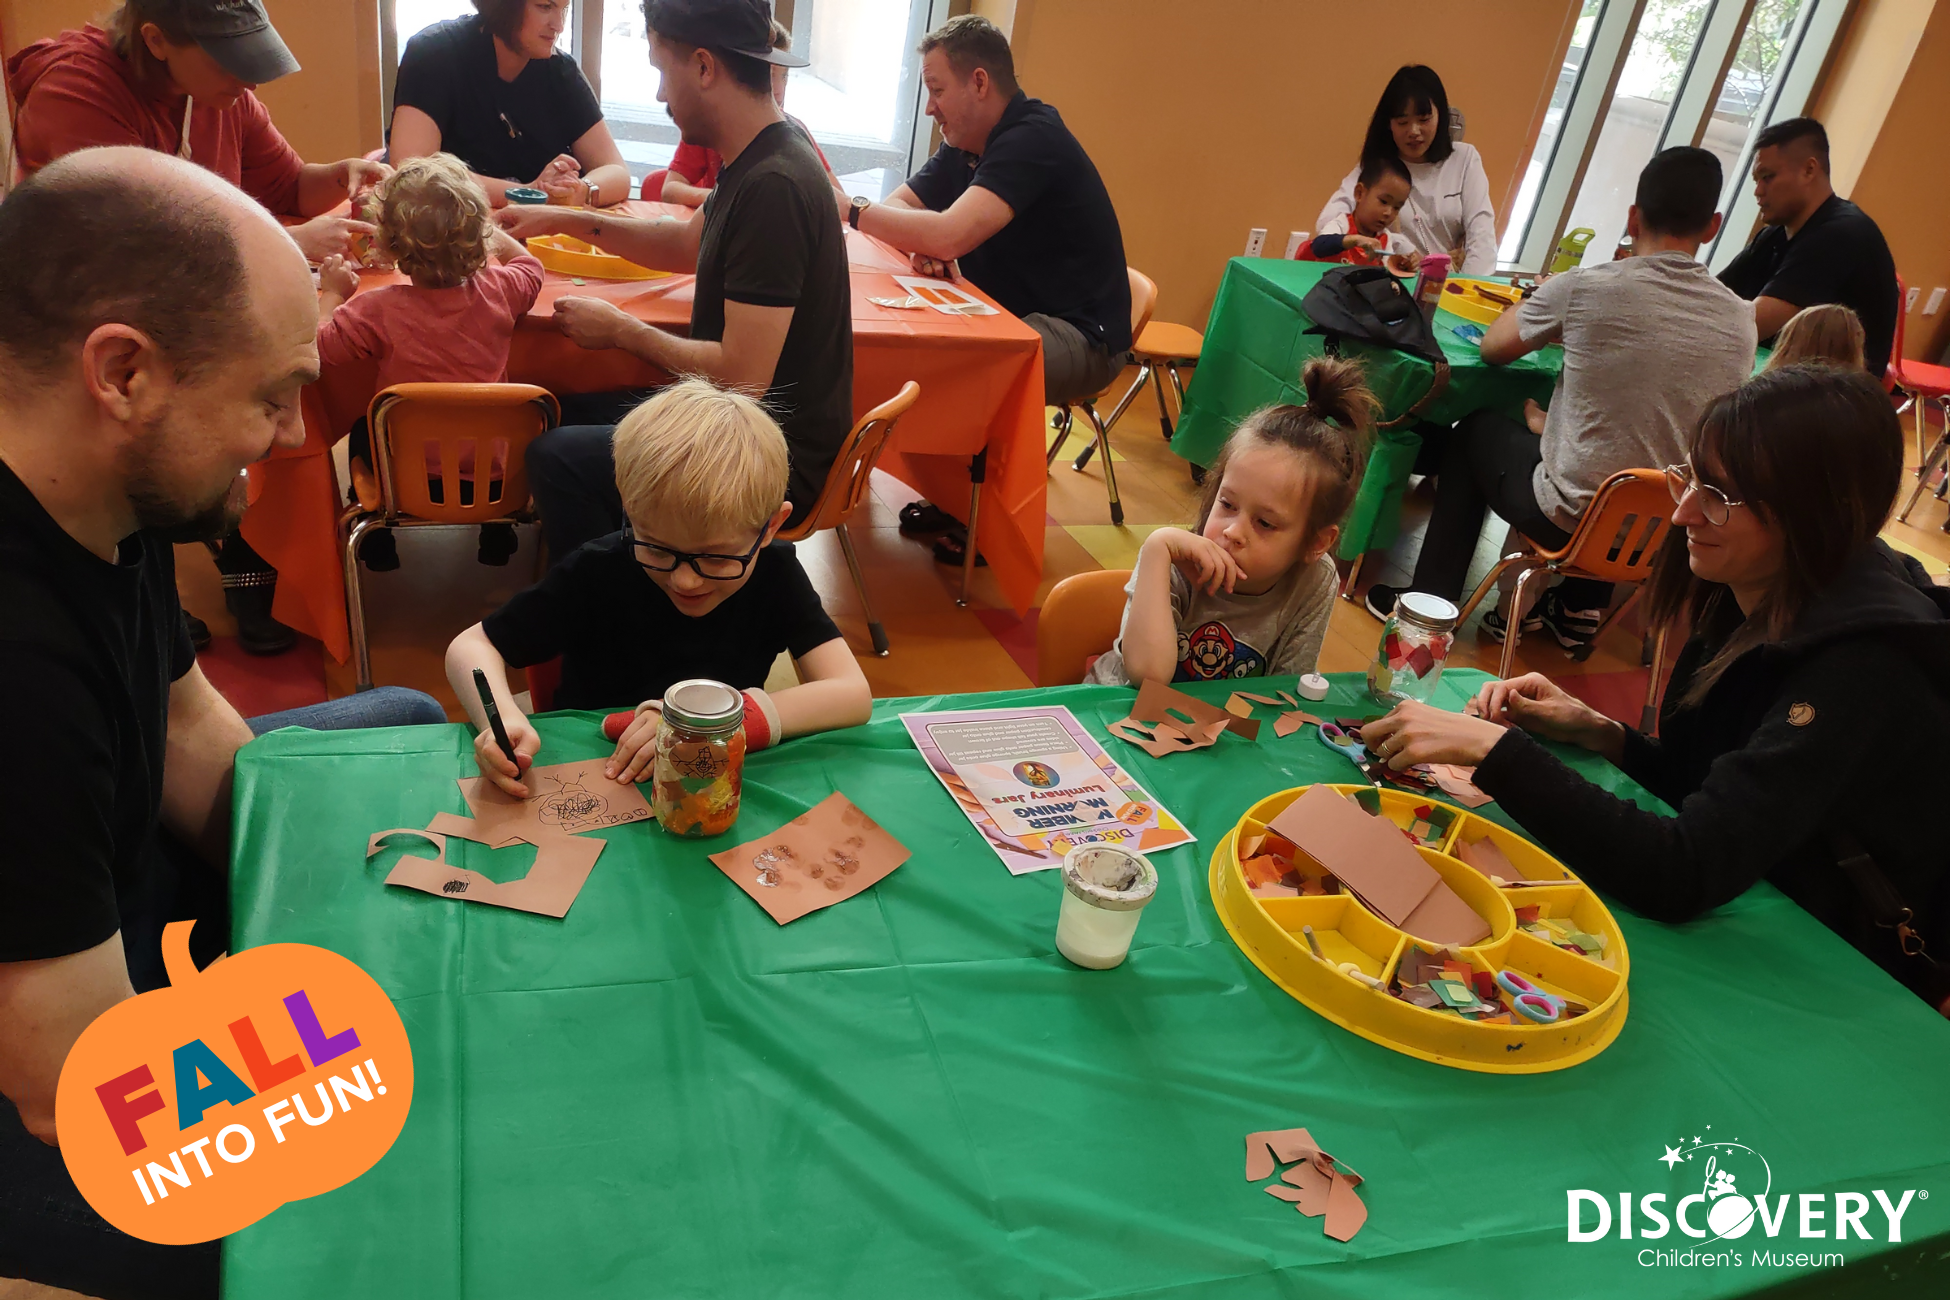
[226,673,1950,1299]
[1173,259,1562,566]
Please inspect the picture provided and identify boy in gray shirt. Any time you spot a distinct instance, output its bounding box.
[1366,146,1756,649]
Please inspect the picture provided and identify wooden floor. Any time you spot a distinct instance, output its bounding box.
[176,370,1950,725]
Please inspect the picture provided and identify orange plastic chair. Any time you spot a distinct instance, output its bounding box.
[1036,569,1132,686]
[1047,268,1159,525]
[777,381,921,657]
[1454,469,1672,729]
[1103,318,1205,443]
[1890,274,1950,522]
[340,382,560,691]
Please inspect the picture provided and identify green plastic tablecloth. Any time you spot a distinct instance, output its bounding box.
[226,672,1950,1299]
[1173,260,1562,561]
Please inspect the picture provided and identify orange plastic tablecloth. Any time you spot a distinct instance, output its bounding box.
[251,202,1048,663]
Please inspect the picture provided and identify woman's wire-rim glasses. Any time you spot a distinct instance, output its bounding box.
[1663,462,1744,527]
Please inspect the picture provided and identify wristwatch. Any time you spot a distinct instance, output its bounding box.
[847,196,869,230]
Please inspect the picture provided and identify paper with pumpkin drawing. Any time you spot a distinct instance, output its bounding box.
[901,705,1194,875]
[707,793,910,924]
[455,760,652,838]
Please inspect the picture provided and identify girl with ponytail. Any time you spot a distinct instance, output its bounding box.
[1087,357,1377,685]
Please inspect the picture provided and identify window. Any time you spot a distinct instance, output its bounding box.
[1500,0,1848,272]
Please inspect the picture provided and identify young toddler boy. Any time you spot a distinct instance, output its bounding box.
[445,379,873,796]
[1301,155,1422,275]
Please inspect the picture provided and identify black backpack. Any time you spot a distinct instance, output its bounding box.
[1301,265,1451,427]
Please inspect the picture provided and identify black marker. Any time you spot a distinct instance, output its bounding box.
[471,668,519,770]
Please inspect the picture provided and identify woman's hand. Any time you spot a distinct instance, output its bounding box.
[289,214,379,263]
[605,703,662,785]
[1360,700,1507,769]
[317,254,360,301]
[533,154,582,189]
[473,712,541,798]
[1151,527,1244,595]
[1467,672,1622,754]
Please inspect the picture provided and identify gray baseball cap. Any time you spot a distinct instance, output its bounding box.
[182,0,301,85]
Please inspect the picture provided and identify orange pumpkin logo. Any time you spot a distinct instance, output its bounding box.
[54,921,413,1244]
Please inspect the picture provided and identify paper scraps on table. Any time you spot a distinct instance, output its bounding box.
[867,295,927,310]
[1268,786,1490,946]
[706,792,910,924]
[457,761,653,838]
[1225,690,1322,738]
[1456,835,1564,887]
[365,814,605,918]
[1424,763,1493,808]
[1244,1127,1368,1242]
[1107,680,1260,756]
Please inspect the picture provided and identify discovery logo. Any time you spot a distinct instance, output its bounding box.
[1565,1128,1925,1270]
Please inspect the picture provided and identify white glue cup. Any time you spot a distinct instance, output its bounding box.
[1055,845,1159,969]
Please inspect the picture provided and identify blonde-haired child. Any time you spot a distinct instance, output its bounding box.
[1764,303,1866,371]
[1087,356,1377,685]
[446,379,872,797]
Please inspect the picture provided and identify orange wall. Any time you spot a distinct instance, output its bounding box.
[1003,0,1584,325]
[1845,0,1950,362]
[3,0,382,164]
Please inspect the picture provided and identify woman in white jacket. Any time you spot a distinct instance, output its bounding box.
[1317,65,1498,276]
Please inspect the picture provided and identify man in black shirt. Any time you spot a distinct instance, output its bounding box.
[850,16,1131,407]
[1718,117,1899,376]
[496,0,853,559]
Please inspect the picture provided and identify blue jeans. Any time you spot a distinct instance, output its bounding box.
[246,685,447,735]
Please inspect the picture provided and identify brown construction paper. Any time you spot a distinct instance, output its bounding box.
[1228,691,1321,739]
[1264,1184,1306,1203]
[1244,1128,1318,1180]
[1280,1159,1334,1217]
[368,817,605,918]
[1399,880,1494,947]
[707,793,909,925]
[1245,1125,1369,1243]
[1270,787,1489,946]
[1109,680,1257,757]
[456,760,653,840]
[1324,1168,1369,1241]
[1458,836,1517,878]
[1274,710,1323,738]
[1426,763,1494,808]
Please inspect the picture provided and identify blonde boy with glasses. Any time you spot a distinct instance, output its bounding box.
[445,379,871,797]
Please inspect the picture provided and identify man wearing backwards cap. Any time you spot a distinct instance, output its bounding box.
[8,0,390,265]
[497,0,853,546]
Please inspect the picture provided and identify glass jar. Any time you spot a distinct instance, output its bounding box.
[1368,591,1460,706]
[651,679,747,839]
[1055,846,1158,970]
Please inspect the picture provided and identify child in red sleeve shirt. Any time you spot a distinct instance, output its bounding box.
[318,152,545,569]
[1301,155,1422,275]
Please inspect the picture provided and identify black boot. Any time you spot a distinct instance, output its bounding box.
[185,612,212,651]
[216,535,295,656]
[358,527,401,572]
[477,522,519,566]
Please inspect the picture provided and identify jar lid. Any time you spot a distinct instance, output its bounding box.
[1398,592,1460,626]
[505,186,548,204]
[663,679,743,730]
[1061,846,1158,912]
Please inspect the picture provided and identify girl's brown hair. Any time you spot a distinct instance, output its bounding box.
[1764,303,1865,372]
[373,154,492,288]
[1644,363,1903,706]
[1196,355,1377,540]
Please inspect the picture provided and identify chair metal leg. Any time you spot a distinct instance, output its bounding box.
[1900,427,1950,522]
[1641,626,1668,733]
[1338,550,1366,600]
[1500,565,1541,682]
[1046,407,1074,469]
[1098,362,1152,438]
[836,523,888,656]
[1164,362,1190,439]
[1072,401,1122,525]
[1150,364,1176,440]
[1455,552,1530,626]
[342,512,381,692]
[957,450,986,607]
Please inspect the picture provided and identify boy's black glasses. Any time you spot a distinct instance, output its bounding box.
[626,527,764,580]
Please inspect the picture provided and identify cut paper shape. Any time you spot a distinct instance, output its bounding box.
[707,792,910,925]
[367,818,604,918]
[1108,680,1258,756]
[892,275,999,315]
[456,761,653,839]
[1267,786,1490,946]
[1456,835,1561,886]
[1243,1126,1368,1243]
[1274,710,1323,738]
[1425,763,1494,808]
[1227,690,1323,739]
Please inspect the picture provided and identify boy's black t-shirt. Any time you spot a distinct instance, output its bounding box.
[906,92,1132,354]
[0,456,197,987]
[389,17,604,184]
[481,533,841,710]
[694,121,855,511]
[1718,194,1899,376]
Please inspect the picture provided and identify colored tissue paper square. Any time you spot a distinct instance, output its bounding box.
[706,793,910,925]
[1405,643,1437,679]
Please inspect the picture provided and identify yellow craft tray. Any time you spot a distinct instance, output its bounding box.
[1209,784,1629,1073]
[1438,277,1525,325]
[525,234,671,282]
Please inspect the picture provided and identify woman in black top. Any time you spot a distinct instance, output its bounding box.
[388,0,630,206]
[1364,365,1950,1012]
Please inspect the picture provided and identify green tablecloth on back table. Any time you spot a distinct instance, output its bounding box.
[226,671,1950,1300]
[1173,259,1563,561]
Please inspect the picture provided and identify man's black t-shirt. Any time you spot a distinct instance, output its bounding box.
[0,458,197,990]
[389,17,603,184]
[481,533,841,710]
[1719,194,1899,376]
[694,121,854,514]
[907,92,1132,354]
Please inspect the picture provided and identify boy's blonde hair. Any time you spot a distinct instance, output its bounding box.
[613,379,790,537]
[372,154,491,289]
[1765,303,1866,372]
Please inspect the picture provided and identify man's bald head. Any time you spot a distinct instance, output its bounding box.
[0,147,299,384]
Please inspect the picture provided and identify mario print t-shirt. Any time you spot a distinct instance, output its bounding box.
[1086,552,1338,686]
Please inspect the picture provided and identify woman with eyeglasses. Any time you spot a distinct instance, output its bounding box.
[1363,365,1950,1011]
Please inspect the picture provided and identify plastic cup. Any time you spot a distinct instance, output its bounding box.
[1055,845,1158,970]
